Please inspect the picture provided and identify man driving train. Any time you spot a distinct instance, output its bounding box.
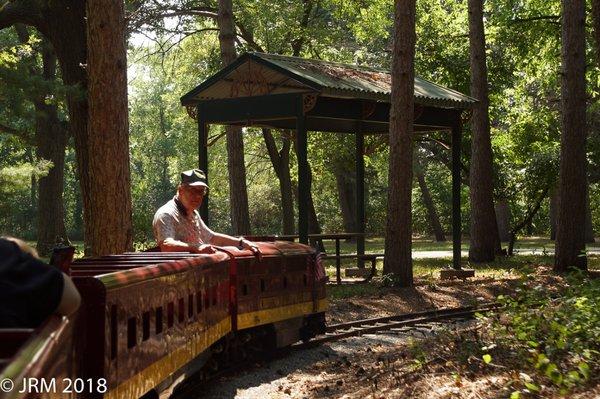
[152,169,262,257]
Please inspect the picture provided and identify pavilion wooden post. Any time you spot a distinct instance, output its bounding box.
[197,106,209,224]
[297,95,309,244]
[451,116,462,270]
[355,126,366,268]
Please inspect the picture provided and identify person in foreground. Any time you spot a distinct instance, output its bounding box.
[0,237,81,328]
[153,169,262,258]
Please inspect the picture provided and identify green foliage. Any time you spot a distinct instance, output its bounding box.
[0,156,51,238]
[484,273,600,395]
[0,26,73,240]
[0,159,51,189]
[3,0,600,246]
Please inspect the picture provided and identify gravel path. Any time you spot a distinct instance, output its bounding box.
[195,334,409,399]
[192,320,470,399]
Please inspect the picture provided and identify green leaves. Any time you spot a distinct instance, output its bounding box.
[489,276,600,396]
[482,354,492,364]
[577,362,590,380]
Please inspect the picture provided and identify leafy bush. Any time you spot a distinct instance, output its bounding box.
[483,271,600,396]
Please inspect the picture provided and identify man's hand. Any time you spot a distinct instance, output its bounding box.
[195,244,216,254]
[241,239,263,262]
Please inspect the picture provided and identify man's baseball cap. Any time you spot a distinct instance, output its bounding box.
[181,169,208,188]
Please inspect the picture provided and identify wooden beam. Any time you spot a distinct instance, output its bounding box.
[197,92,310,123]
[307,97,458,128]
[451,115,462,269]
[356,123,366,268]
[296,95,309,244]
[196,94,460,131]
[198,108,209,224]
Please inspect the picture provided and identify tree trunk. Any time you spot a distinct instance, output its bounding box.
[555,0,588,271]
[73,181,83,240]
[217,0,251,235]
[415,160,445,242]
[291,133,323,237]
[0,5,88,217]
[30,174,36,211]
[467,0,500,262]
[383,0,416,286]
[291,167,324,251]
[333,166,357,235]
[592,0,600,67]
[508,188,549,256]
[27,149,36,212]
[27,0,93,253]
[258,2,312,235]
[262,129,295,234]
[158,106,173,206]
[35,40,68,256]
[495,200,511,242]
[12,26,69,254]
[85,0,133,255]
[291,175,324,249]
[550,188,558,240]
[585,192,595,243]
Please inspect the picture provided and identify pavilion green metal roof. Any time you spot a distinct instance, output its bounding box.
[181,52,477,109]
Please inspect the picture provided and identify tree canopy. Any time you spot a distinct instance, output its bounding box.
[0,0,598,263]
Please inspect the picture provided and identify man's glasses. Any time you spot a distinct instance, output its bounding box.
[188,187,208,196]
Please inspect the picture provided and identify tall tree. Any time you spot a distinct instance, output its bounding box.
[494,200,511,242]
[333,165,357,236]
[263,128,295,234]
[249,0,317,236]
[216,0,251,235]
[550,188,558,240]
[555,0,587,271]
[585,199,595,243]
[86,0,133,255]
[383,0,416,286]
[11,25,69,255]
[592,0,600,66]
[1,1,135,255]
[467,0,500,262]
[415,156,445,242]
[291,134,324,246]
[32,38,69,255]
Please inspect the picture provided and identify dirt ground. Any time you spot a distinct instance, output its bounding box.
[195,272,599,399]
[326,275,518,325]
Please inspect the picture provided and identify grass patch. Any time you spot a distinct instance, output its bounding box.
[320,236,600,255]
[324,253,571,282]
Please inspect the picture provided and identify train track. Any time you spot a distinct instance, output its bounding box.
[293,302,500,350]
[167,303,499,398]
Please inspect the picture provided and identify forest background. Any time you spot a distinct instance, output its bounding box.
[1,0,599,252]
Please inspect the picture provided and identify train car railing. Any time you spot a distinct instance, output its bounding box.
[71,252,232,399]
[0,241,327,399]
[233,242,327,337]
[0,316,77,399]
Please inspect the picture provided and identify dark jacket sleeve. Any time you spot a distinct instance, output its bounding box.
[0,239,64,328]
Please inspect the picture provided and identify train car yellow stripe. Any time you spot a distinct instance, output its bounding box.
[104,299,327,398]
[237,298,328,330]
[105,317,231,399]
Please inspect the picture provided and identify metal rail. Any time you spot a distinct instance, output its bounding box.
[294,303,500,349]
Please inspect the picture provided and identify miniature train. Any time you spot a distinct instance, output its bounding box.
[0,241,327,398]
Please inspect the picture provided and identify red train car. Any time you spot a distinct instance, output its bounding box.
[0,241,327,399]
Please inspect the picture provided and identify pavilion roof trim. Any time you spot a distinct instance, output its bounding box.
[181,52,477,109]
